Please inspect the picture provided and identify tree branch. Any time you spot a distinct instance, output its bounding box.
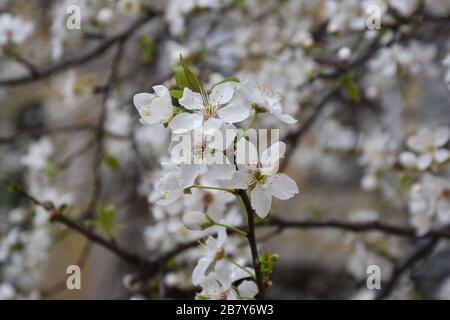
[0,8,159,87]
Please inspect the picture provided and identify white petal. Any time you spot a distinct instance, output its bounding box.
[266,173,299,200]
[179,87,203,110]
[273,112,297,124]
[434,126,450,147]
[219,171,249,189]
[217,103,250,123]
[179,164,200,188]
[192,257,212,286]
[417,153,433,170]
[259,141,286,171]
[437,199,450,224]
[434,149,450,164]
[399,151,417,168]
[208,162,236,180]
[206,122,236,151]
[202,117,224,133]
[251,187,272,218]
[215,260,232,290]
[216,225,227,247]
[133,92,154,108]
[236,138,259,169]
[152,85,169,97]
[209,82,235,106]
[169,112,203,133]
[237,280,258,298]
[407,132,429,153]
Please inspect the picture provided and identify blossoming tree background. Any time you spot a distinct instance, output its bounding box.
[0,0,449,300]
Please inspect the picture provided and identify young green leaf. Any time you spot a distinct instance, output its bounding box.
[338,73,361,103]
[88,202,118,238]
[102,153,120,170]
[213,76,240,88]
[174,64,190,90]
[180,60,202,92]
[43,160,60,177]
[170,89,183,99]
[140,35,156,65]
[261,250,273,277]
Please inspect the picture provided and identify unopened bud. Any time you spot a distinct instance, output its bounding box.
[183,211,214,231]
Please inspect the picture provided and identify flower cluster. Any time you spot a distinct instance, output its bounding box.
[133,61,299,299]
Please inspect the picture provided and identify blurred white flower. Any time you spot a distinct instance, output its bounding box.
[97,7,115,25]
[118,0,140,16]
[338,47,352,61]
[134,85,174,126]
[0,283,16,300]
[409,174,450,235]
[20,137,54,171]
[437,277,450,300]
[389,0,419,16]
[399,151,418,169]
[406,127,450,170]
[0,14,33,46]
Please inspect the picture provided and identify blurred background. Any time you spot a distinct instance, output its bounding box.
[0,0,449,300]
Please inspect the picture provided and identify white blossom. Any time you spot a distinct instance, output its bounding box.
[225,140,299,218]
[406,127,449,170]
[196,260,257,300]
[0,14,33,46]
[134,86,174,126]
[238,80,297,124]
[172,82,249,133]
[20,137,54,170]
[408,174,450,235]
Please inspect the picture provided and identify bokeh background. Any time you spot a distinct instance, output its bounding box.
[0,0,449,300]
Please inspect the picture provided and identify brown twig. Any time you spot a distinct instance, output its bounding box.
[0,9,159,87]
[375,238,439,300]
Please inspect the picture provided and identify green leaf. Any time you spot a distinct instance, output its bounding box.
[338,73,361,103]
[213,76,240,88]
[180,58,203,93]
[102,153,120,170]
[261,250,273,277]
[173,56,203,93]
[170,89,183,99]
[174,64,190,90]
[140,35,156,65]
[88,202,118,238]
[43,160,60,177]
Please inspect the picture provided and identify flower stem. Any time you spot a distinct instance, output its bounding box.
[236,189,265,299]
[240,109,258,140]
[215,222,247,237]
[187,185,236,194]
[246,110,257,130]
[223,256,256,280]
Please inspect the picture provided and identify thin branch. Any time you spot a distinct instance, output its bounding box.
[266,217,450,239]
[3,180,158,271]
[86,37,127,218]
[0,9,159,87]
[0,123,95,144]
[375,238,439,300]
